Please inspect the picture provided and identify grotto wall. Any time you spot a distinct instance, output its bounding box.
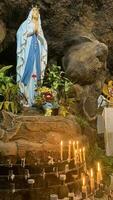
[0,0,113,122]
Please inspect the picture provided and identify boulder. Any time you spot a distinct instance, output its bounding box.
[63,37,108,85]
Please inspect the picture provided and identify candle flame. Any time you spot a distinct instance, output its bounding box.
[97,162,100,172]
[69,140,71,145]
[82,176,86,186]
[90,168,93,178]
[82,147,86,162]
[75,149,77,154]
[83,147,85,152]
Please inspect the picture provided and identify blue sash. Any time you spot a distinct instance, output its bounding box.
[21,34,41,85]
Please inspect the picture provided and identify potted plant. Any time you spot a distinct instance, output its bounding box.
[35,86,59,116]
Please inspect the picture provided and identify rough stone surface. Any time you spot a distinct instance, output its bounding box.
[0,20,6,46]
[0,110,82,158]
[63,38,108,84]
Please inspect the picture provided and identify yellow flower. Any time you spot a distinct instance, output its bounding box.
[38,87,52,93]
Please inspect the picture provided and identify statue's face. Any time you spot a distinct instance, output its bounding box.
[32,8,39,19]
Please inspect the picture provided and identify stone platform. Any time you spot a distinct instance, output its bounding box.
[0,110,82,160]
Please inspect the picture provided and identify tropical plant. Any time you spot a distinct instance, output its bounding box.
[0,65,22,113]
[44,64,73,104]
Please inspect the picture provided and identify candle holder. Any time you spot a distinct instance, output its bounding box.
[68,192,75,199]
[27,178,35,189]
[82,191,87,199]
[81,175,88,200]
[24,169,30,180]
[10,183,15,193]
[55,167,59,178]
[35,158,41,165]
[8,170,15,181]
[58,174,69,199]
[42,168,46,180]
[48,156,54,165]
[59,174,66,183]
[65,164,69,173]
[94,188,104,198]
[50,194,58,200]
[7,159,13,168]
[21,158,26,168]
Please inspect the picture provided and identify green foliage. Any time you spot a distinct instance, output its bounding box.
[75,115,89,128]
[44,64,73,103]
[0,65,21,113]
[0,65,12,74]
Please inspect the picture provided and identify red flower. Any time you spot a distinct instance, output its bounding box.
[44,92,53,101]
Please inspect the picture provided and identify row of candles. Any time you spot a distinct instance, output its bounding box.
[4,162,103,195]
[60,140,86,164]
[0,141,103,199]
[81,162,103,198]
[60,140,103,198]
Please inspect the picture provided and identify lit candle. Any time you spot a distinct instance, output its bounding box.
[83,147,87,172]
[74,149,77,165]
[97,162,102,186]
[73,141,75,157]
[82,176,87,193]
[83,147,86,162]
[60,141,63,161]
[79,148,82,163]
[82,176,88,199]
[90,168,95,193]
[76,141,79,152]
[97,162,100,172]
[68,140,71,162]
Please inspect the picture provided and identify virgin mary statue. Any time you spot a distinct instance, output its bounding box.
[16,7,47,106]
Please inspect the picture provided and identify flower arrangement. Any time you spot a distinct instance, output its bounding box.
[35,86,59,115]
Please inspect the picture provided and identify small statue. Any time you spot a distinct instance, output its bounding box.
[103,80,113,103]
[98,80,113,108]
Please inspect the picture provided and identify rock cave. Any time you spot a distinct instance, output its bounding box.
[1,0,113,199]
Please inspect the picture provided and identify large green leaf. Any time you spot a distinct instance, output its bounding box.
[0,65,13,74]
[0,102,3,110]
[3,101,10,111]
